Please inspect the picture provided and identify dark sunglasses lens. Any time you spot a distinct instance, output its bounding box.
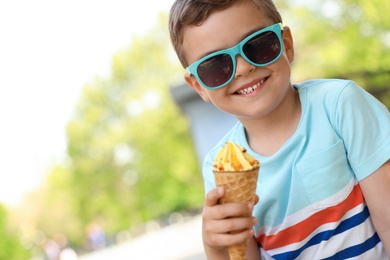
[243,31,281,64]
[197,54,233,88]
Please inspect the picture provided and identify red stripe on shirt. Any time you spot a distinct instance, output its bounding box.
[257,184,364,250]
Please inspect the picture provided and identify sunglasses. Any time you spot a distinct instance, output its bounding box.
[187,23,284,90]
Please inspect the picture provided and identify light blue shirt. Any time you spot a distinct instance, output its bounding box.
[202,79,390,227]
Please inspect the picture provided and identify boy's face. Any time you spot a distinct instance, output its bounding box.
[182,1,295,122]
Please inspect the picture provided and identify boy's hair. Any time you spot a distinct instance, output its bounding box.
[169,0,283,68]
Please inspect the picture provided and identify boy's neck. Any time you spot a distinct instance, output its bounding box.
[242,86,301,156]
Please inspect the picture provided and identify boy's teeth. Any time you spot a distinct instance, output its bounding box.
[237,79,264,94]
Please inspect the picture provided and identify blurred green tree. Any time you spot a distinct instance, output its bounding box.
[0,204,30,259]
[277,0,390,106]
[32,14,203,247]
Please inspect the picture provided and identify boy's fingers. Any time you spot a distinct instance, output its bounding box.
[204,216,257,234]
[203,201,254,221]
[204,186,224,207]
[205,187,259,208]
[205,227,255,248]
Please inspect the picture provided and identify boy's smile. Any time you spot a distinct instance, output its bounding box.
[182,0,296,123]
[234,77,268,95]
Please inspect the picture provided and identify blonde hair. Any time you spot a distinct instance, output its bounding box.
[169,0,283,68]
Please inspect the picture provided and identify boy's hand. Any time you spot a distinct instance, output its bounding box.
[202,186,259,259]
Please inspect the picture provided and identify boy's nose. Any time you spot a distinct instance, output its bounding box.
[234,55,255,79]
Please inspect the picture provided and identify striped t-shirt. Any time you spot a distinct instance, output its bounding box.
[202,79,390,259]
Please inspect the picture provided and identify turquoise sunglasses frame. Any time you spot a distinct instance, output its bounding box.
[186,23,284,90]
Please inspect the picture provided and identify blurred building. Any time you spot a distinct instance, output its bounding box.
[170,83,237,166]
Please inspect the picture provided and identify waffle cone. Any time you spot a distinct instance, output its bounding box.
[213,167,259,260]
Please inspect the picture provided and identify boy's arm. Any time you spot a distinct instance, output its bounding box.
[359,159,390,256]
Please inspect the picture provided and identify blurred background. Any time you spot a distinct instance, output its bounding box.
[0,0,389,259]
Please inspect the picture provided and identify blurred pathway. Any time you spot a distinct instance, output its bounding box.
[79,214,206,260]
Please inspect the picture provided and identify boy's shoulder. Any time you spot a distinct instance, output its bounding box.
[295,78,354,92]
[295,78,359,103]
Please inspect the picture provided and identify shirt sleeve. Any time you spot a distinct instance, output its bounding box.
[335,81,390,181]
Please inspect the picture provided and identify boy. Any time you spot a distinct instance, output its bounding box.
[169,0,390,259]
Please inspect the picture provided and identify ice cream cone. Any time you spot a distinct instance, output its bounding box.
[213,167,259,260]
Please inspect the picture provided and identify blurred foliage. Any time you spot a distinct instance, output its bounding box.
[45,13,203,245]
[2,0,389,258]
[10,13,204,255]
[277,0,390,107]
[0,204,31,259]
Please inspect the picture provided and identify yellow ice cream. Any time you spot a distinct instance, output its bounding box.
[213,142,260,171]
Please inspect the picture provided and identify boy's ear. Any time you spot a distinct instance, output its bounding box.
[184,73,211,102]
[282,26,295,63]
